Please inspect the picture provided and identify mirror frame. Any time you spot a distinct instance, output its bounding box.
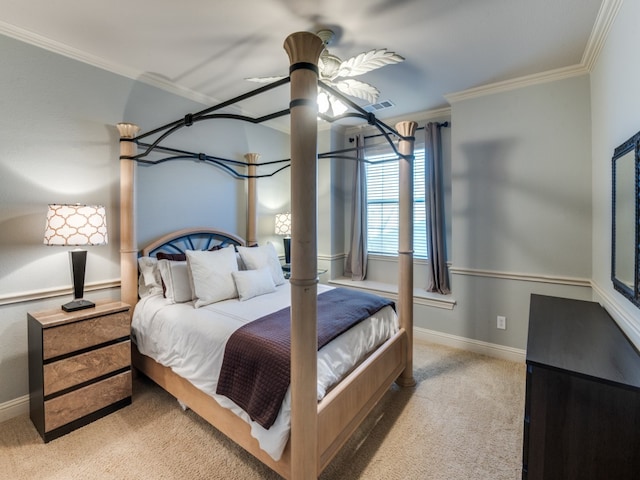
[611,130,640,307]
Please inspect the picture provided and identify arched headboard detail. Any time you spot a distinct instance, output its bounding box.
[140,228,245,258]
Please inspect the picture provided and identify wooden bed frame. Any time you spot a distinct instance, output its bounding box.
[117,32,417,480]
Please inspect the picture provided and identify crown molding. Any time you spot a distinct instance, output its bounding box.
[444,0,623,105]
[378,106,452,127]
[0,20,140,80]
[581,0,624,72]
[2,1,623,129]
[0,20,226,107]
[0,20,292,133]
[0,20,219,106]
[444,63,589,104]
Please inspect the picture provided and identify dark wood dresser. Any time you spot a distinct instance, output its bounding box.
[28,300,131,442]
[523,294,640,479]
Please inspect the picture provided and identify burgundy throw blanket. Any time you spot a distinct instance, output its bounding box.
[216,287,395,429]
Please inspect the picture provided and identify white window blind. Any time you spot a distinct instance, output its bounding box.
[366,146,428,258]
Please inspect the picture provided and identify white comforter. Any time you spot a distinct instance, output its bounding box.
[131,282,398,461]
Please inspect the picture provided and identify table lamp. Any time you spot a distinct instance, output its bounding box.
[274,212,291,264]
[44,204,108,312]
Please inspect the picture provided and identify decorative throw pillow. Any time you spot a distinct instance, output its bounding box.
[186,246,239,308]
[231,267,276,301]
[137,256,162,298]
[236,242,286,286]
[157,259,193,303]
[156,252,187,261]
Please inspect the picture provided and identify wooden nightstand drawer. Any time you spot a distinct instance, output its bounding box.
[44,370,132,432]
[43,311,130,360]
[44,341,131,396]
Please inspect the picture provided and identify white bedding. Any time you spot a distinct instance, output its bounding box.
[131,282,398,461]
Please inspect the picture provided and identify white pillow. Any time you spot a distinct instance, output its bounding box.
[232,267,276,301]
[236,242,286,286]
[138,256,161,287]
[137,256,163,298]
[236,252,246,271]
[157,259,193,303]
[186,246,239,308]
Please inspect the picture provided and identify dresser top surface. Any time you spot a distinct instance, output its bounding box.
[28,300,130,328]
[527,294,640,388]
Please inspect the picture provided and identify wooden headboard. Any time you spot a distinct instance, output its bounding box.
[140,227,245,258]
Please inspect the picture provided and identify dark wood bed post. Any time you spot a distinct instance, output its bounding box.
[396,121,417,387]
[117,123,140,311]
[244,153,259,247]
[283,31,325,480]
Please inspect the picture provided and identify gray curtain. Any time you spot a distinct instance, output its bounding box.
[425,123,450,293]
[345,133,368,280]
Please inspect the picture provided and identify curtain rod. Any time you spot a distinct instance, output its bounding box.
[348,121,449,143]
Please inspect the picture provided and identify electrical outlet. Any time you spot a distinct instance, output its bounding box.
[497,315,507,330]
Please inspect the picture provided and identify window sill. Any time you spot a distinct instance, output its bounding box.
[328,277,456,310]
[366,253,429,264]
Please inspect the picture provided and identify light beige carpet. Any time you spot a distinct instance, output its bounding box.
[0,342,525,479]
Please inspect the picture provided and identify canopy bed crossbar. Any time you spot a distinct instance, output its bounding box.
[125,131,413,179]
[119,62,412,180]
[133,76,292,144]
[127,144,292,180]
[348,121,450,145]
[117,32,416,480]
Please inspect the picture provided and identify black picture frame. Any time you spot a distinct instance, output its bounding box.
[611,129,640,307]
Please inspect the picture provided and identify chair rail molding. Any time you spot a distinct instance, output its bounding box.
[449,266,591,288]
[0,279,121,307]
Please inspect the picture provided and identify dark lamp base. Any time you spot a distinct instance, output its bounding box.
[283,237,291,264]
[62,299,96,312]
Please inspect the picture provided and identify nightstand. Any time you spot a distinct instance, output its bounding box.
[281,264,327,279]
[28,300,132,442]
[282,263,291,279]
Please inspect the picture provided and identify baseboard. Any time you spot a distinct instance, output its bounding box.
[414,326,526,363]
[591,281,640,351]
[0,394,29,423]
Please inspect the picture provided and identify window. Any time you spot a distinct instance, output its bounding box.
[366,147,428,258]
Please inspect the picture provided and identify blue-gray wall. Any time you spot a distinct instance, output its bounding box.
[0,34,289,407]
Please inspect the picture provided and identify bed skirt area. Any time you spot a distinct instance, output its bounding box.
[131,328,407,478]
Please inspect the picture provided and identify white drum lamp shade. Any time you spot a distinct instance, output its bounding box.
[275,212,291,264]
[44,204,108,311]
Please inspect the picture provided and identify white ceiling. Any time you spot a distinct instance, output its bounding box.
[0,0,610,127]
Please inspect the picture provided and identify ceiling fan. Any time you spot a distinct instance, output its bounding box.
[247,29,404,114]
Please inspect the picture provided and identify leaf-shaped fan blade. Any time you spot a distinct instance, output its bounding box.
[337,49,404,78]
[334,79,380,104]
[245,75,287,83]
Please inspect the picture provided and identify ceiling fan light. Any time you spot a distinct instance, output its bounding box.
[318,92,330,113]
[330,97,348,116]
[249,29,403,107]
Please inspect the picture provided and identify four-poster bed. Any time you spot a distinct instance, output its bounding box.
[117,32,417,479]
